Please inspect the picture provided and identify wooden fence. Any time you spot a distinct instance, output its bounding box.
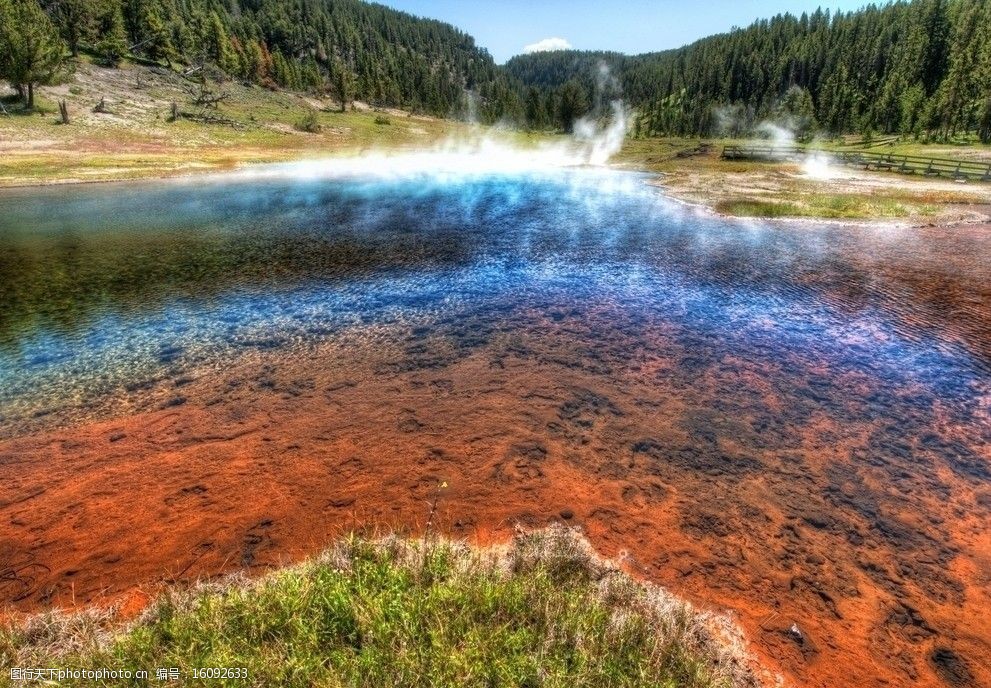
[721,145,991,182]
[721,145,803,162]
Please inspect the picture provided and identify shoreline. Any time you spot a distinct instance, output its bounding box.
[0,150,980,230]
[2,527,774,688]
[3,147,989,227]
[655,181,991,230]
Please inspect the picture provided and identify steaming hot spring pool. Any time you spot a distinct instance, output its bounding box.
[0,167,989,687]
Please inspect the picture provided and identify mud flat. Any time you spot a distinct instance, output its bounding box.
[1,171,989,687]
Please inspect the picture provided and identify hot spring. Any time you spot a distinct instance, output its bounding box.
[0,165,989,687]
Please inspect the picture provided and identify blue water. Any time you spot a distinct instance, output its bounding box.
[0,169,988,451]
[3,167,990,684]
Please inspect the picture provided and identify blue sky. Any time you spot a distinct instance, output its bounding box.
[376,1,871,63]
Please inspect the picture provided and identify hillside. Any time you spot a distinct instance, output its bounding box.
[0,58,529,186]
[1,0,523,120]
[507,0,991,140]
[4,0,991,139]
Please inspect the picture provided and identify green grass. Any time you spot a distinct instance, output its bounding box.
[0,528,754,688]
[827,133,991,160]
[714,200,805,218]
[714,194,931,219]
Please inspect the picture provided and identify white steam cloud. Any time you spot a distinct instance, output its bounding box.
[755,121,796,148]
[238,63,630,181]
[717,105,847,182]
[522,37,573,54]
[572,63,630,164]
[240,115,628,182]
[574,101,630,166]
[802,152,843,180]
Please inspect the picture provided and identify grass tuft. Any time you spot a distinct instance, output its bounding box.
[0,527,764,687]
[714,195,930,219]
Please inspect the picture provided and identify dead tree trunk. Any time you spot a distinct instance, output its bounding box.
[58,99,70,124]
[186,82,229,108]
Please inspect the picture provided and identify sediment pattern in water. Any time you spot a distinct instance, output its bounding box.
[0,171,989,688]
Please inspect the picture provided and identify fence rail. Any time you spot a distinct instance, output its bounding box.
[721,145,991,182]
[722,145,803,161]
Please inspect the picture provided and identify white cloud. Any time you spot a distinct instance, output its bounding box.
[522,37,573,54]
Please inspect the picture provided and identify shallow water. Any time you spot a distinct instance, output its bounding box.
[2,171,988,431]
[0,169,989,687]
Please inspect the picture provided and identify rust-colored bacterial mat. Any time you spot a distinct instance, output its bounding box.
[0,170,988,687]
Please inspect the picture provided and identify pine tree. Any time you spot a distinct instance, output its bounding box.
[976,1,991,143]
[206,12,238,74]
[49,0,93,58]
[271,49,291,88]
[332,56,353,112]
[0,0,68,108]
[776,85,817,141]
[95,0,129,67]
[134,0,177,65]
[244,40,264,82]
[556,80,588,132]
[524,86,545,130]
[978,97,991,144]
[900,83,927,136]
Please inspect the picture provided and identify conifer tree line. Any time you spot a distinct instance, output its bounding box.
[507,0,991,142]
[1,0,990,141]
[0,0,524,119]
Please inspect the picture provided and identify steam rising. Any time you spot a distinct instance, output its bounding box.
[574,100,631,165]
[240,64,630,182]
[755,121,797,148]
[802,152,842,181]
[573,64,630,165]
[720,102,848,182]
[755,121,843,179]
[242,120,626,183]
